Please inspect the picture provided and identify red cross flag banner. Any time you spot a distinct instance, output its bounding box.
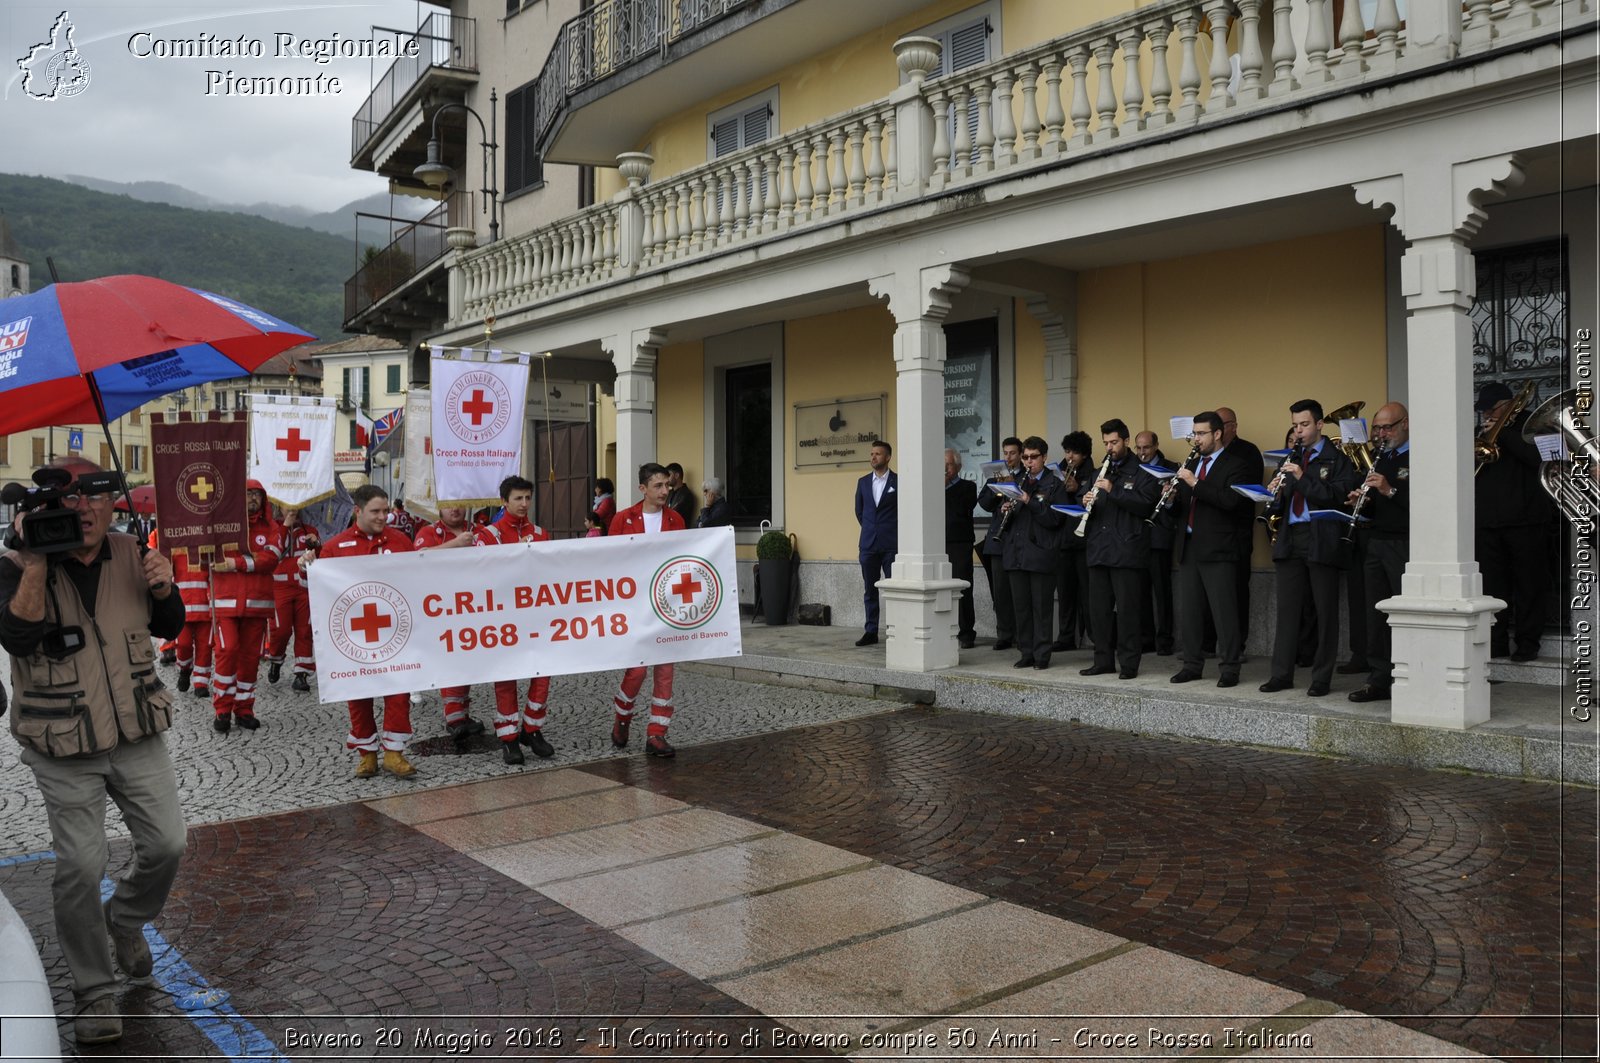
[150,413,249,562]
[402,388,436,518]
[308,527,740,701]
[430,350,529,506]
[249,395,336,508]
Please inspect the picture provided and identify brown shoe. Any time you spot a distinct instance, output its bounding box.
[381,750,418,778]
[354,751,379,778]
[74,997,122,1044]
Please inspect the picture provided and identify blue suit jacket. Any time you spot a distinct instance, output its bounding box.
[855,470,898,553]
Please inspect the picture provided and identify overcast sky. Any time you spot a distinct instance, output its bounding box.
[3,0,436,212]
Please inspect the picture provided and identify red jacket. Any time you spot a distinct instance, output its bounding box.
[273,524,321,591]
[211,511,284,618]
[609,503,685,536]
[158,532,211,622]
[474,513,552,545]
[414,519,474,549]
[320,524,416,558]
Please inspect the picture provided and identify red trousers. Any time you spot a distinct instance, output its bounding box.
[265,586,313,674]
[613,665,675,737]
[174,620,212,690]
[493,677,550,741]
[347,694,413,751]
[212,616,267,720]
[440,686,471,726]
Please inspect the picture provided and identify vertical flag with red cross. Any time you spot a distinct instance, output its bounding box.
[249,395,337,508]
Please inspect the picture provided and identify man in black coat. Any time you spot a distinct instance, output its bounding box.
[944,449,979,649]
[1135,430,1182,656]
[665,463,697,526]
[1260,399,1361,697]
[977,437,1023,649]
[1000,436,1068,670]
[1216,406,1263,647]
[696,477,733,528]
[1474,381,1556,661]
[1053,431,1094,652]
[1348,402,1410,702]
[1079,419,1161,680]
[1168,411,1251,687]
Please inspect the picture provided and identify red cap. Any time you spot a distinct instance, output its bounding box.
[246,479,266,493]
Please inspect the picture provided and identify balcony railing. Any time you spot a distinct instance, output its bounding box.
[344,194,473,325]
[530,0,758,159]
[352,13,477,160]
[454,0,1581,324]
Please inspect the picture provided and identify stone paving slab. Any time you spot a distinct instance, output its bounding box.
[415,783,687,851]
[473,806,771,885]
[365,768,622,825]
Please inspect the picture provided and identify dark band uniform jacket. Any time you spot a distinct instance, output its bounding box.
[946,477,978,546]
[1000,470,1068,572]
[1174,448,1253,562]
[1084,454,1162,569]
[978,468,1016,557]
[1474,409,1556,528]
[1146,451,1181,551]
[1268,440,1361,565]
[1362,445,1410,540]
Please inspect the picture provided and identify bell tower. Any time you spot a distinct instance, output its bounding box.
[0,214,28,298]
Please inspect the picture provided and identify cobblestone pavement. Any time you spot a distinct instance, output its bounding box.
[0,664,1594,1060]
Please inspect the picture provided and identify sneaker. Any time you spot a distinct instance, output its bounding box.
[518,730,555,758]
[645,735,676,758]
[381,750,418,778]
[355,751,379,778]
[291,673,310,692]
[104,904,152,978]
[74,996,122,1045]
[176,667,191,693]
[266,661,282,684]
[234,714,261,731]
[212,714,231,734]
[611,718,631,749]
[501,740,525,766]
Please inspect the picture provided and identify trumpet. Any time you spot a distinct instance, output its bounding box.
[1341,439,1392,544]
[1074,453,1116,539]
[1147,440,1200,526]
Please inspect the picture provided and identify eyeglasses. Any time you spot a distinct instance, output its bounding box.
[1372,421,1401,431]
[1021,452,1044,461]
[64,493,113,508]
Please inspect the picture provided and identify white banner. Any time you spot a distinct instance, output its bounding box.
[249,396,336,508]
[308,527,741,701]
[431,353,528,505]
[403,388,436,518]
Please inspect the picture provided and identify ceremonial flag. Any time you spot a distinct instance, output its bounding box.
[250,395,336,508]
[372,408,402,447]
[309,527,740,701]
[150,413,249,562]
[431,352,528,506]
[403,389,436,518]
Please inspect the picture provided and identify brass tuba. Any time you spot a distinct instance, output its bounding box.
[1326,400,1374,475]
[1474,379,1537,475]
[1522,387,1600,532]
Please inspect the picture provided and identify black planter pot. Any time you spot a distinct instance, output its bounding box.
[758,559,791,625]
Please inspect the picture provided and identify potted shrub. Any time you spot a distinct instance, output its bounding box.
[756,530,793,626]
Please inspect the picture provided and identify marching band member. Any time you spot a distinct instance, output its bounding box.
[208,480,282,732]
[264,507,318,693]
[1053,431,1094,652]
[1001,436,1068,670]
[1168,412,1251,686]
[414,504,483,743]
[1474,381,1556,661]
[315,484,419,778]
[1214,406,1262,650]
[1134,430,1178,656]
[475,476,558,764]
[1347,402,1410,702]
[1079,420,1161,680]
[944,449,978,649]
[977,437,1023,649]
[609,463,688,757]
[1259,400,1359,697]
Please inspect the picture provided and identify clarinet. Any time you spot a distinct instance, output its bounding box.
[1073,453,1116,539]
[1147,441,1201,526]
[1341,439,1392,543]
[986,467,1021,545]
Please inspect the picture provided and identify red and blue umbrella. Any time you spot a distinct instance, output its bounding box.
[0,274,315,435]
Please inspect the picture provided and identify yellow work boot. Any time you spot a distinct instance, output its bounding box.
[381,750,418,778]
[354,751,379,778]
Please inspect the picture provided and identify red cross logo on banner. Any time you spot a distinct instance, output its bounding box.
[330,581,414,664]
[276,427,312,462]
[672,571,703,604]
[349,602,393,644]
[651,556,723,631]
[461,389,495,427]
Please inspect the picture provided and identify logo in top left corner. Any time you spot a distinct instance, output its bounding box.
[17,11,92,101]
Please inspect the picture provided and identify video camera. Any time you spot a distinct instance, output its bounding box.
[2,467,124,555]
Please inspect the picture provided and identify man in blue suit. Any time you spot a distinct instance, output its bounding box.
[853,440,897,646]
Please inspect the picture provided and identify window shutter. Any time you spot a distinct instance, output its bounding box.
[710,116,740,159]
[742,104,770,146]
[506,89,526,192]
[941,18,991,168]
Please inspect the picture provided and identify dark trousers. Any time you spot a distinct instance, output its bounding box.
[859,549,894,634]
[1344,536,1369,665]
[1235,524,1255,644]
[948,543,976,642]
[1478,523,1551,655]
[1270,527,1341,688]
[1142,548,1175,654]
[980,551,1014,641]
[1178,552,1242,678]
[1364,537,1407,688]
[1056,548,1088,646]
[1008,568,1056,663]
[1088,565,1144,673]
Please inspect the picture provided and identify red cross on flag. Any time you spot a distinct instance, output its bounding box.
[250,395,337,508]
[430,351,529,506]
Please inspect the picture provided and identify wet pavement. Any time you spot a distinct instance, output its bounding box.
[0,660,1594,1060]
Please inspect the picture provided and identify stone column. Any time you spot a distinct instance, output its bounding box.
[867,264,971,671]
[1353,154,1523,728]
[605,327,666,492]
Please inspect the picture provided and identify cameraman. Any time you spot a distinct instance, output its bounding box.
[0,458,185,1045]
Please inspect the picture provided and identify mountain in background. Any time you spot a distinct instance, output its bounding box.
[60,174,431,239]
[0,173,364,343]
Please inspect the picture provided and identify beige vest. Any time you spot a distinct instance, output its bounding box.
[8,534,173,757]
